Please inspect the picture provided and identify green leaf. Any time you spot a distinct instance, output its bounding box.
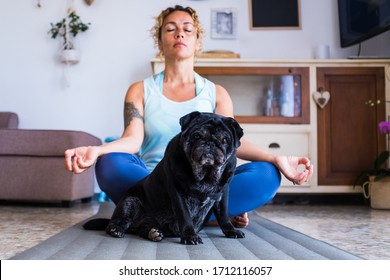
[48,12,90,46]
[374,151,389,169]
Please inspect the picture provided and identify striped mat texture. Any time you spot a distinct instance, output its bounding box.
[11,202,362,260]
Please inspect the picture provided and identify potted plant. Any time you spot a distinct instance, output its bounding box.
[48,10,90,64]
[355,121,390,209]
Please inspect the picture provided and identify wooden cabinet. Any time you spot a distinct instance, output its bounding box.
[151,58,390,193]
[317,67,386,186]
[195,66,310,124]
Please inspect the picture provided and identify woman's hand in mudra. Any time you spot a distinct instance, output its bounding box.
[64,146,100,174]
[274,155,314,185]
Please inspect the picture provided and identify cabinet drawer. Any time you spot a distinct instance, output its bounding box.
[237,132,310,187]
[243,132,309,157]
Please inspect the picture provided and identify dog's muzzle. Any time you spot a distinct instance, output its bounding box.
[200,153,215,166]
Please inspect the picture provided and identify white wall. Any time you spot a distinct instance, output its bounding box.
[1,0,389,141]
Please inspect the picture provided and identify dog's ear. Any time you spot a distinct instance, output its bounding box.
[223,117,244,147]
[180,111,201,133]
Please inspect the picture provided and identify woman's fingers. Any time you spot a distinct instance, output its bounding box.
[64,149,75,171]
[71,157,88,174]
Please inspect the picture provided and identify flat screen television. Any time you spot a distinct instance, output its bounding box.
[338,0,390,48]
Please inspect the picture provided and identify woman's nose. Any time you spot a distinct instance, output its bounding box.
[175,32,184,39]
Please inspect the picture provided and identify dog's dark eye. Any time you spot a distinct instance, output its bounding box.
[222,137,229,145]
[193,133,201,140]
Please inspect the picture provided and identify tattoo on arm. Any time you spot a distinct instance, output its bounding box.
[124,102,143,129]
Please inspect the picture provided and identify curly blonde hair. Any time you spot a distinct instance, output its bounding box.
[151,5,205,58]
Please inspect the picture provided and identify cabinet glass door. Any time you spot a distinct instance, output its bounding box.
[195,67,310,124]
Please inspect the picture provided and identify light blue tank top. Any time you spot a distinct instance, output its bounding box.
[140,71,216,171]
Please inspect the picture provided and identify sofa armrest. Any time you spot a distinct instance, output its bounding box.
[0,112,19,129]
[0,129,102,156]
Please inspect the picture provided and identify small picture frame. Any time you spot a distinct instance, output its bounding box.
[211,8,237,39]
[249,0,301,30]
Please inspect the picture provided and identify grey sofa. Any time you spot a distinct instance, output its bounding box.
[0,112,102,206]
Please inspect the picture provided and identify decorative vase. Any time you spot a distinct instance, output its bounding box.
[60,49,79,64]
[363,176,390,209]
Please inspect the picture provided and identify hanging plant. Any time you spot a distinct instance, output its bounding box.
[48,10,90,50]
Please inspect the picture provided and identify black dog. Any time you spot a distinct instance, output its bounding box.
[84,111,245,245]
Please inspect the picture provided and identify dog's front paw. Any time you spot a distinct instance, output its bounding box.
[148,228,164,242]
[106,223,126,238]
[180,234,203,245]
[224,229,245,239]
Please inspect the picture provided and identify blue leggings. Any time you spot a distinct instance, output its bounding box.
[95,153,281,219]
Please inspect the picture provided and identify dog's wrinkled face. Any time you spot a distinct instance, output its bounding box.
[179,112,243,182]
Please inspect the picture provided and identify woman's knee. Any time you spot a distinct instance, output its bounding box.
[235,161,281,186]
[96,153,126,183]
[229,162,281,212]
[95,153,149,197]
[249,162,281,199]
[95,153,118,174]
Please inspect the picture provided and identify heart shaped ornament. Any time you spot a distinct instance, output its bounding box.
[312,90,330,109]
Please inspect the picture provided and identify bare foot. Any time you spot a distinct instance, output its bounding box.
[207,213,249,228]
[231,213,249,228]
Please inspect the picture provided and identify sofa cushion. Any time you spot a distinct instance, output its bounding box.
[0,129,102,156]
